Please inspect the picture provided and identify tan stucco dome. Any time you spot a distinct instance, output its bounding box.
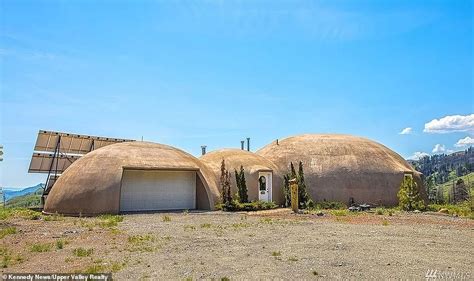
[200,149,277,174]
[257,134,425,206]
[44,141,219,215]
[200,149,281,202]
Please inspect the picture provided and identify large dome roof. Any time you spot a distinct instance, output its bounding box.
[44,141,219,215]
[257,134,424,205]
[257,134,414,175]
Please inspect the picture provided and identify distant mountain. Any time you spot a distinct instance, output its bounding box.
[1,183,44,201]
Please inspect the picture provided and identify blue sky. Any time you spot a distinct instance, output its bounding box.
[0,0,473,188]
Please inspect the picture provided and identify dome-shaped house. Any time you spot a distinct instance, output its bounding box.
[257,134,426,206]
[42,133,425,215]
[43,142,219,215]
[200,149,281,203]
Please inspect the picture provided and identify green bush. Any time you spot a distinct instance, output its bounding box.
[128,234,155,244]
[426,202,472,217]
[0,227,17,239]
[1,247,12,268]
[56,239,68,249]
[271,251,281,256]
[44,213,63,221]
[0,208,42,220]
[375,208,385,215]
[79,264,106,274]
[73,247,94,257]
[315,201,347,210]
[30,243,52,253]
[218,200,278,212]
[97,215,124,228]
[330,210,348,216]
[127,234,156,252]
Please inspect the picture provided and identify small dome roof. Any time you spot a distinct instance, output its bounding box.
[44,141,218,215]
[200,148,277,174]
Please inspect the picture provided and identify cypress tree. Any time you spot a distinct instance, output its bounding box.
[283,174,291,207]
[220,159,233,204]
[290,162,297,180]
[225,170,232,204]
[239,166,249,203]
[234,168,241,202]
[297,161,311,208]
[220,159,227,204]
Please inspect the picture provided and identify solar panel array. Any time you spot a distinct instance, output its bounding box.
[28,153,80,174]
[33,130,132,154]
[29,130,134,174]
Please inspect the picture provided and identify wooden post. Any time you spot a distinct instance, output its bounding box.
[289,178,298,213]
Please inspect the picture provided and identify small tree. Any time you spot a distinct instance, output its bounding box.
[234,169,241,202]
[284,162,313,209]
[297,161,311,208]
[290,162,297,181]
[283,174,291,207]
[220,159,232,204]
[453,178,469,203]
[225,170,232,204]
[239,166,248,203]
[397,175,425,211]
[436,186,445,204]
[425,175,437,203]
[287,162,298,207]
[234,166,248,203]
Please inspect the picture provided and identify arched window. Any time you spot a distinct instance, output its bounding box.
[259,176,266,191]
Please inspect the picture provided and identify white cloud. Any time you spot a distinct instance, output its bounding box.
[408,152,429,160]
[432,144,446,154]
[399,127,413,135]
[455,136,474,147]
[424,114,474,133]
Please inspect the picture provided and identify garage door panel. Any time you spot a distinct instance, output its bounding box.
[120,170,196,211]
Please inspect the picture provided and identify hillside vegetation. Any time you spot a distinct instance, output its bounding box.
[409,147,473,184]
[435,172,474,193]
[409,148,473,205]
[4,188,42,208]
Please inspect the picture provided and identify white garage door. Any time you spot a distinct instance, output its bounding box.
[120,170,196,212]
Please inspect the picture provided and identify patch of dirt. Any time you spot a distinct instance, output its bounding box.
[1,211,473,280]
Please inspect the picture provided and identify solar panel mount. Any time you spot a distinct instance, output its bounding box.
[29,130,135,206]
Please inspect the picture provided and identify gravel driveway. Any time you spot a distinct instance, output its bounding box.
[2,210,473,280]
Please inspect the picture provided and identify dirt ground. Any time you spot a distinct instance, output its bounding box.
[1,209,473,280]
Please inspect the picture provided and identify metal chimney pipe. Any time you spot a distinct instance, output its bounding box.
[240,140,245,150]
[246,138,250,151]
[201,145,207,155]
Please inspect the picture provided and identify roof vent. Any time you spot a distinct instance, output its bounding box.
[246,138,250,151]
[241,140,245,150]
[201,145,207,155]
